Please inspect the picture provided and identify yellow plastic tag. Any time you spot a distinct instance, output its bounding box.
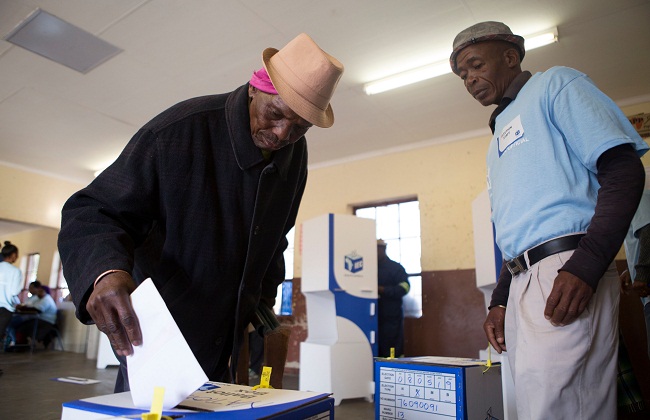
[252,366,273,390]
[482,344,492,374]
[141,386,165,420]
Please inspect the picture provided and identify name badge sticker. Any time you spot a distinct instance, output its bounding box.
[497,115,525,155]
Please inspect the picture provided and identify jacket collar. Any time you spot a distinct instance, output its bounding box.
[225,83,301,181]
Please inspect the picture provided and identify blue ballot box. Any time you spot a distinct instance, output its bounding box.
[374,356,503,420]
[61,382,334,419]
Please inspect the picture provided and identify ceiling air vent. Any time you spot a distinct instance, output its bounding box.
[4,8,122,74]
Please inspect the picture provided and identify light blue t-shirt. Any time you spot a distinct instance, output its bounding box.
[487,66,649,259]
[25,293,58,325]
[624,189,650,306]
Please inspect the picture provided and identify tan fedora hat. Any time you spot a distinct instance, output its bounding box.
[262,33,344,128]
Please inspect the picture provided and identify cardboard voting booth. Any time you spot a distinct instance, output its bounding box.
[299,214,377,405]
[61,381,334,419]
[375,357,503,420]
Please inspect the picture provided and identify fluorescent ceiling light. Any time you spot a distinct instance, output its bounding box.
[524,27,558,50]
[364,27,558,95]
[4,8,122,74]
[364,61,451,95]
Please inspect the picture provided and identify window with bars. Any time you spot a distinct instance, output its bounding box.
[17,252,41,301]
[355,199,423,318]
[23,252,40,287]
[54,251,70,302]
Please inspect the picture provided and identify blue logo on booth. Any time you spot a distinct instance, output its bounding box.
[344,251,364,273]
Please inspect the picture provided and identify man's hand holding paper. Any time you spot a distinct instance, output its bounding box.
[87,271,142,357]
[126,278,208,409]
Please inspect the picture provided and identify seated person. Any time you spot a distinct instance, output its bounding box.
[6,281,57,348]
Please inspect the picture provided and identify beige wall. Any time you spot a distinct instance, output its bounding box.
[0,165,84,289]
[296,135,491,274]
[0,165,84,229]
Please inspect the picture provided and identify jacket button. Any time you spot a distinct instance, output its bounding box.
[254,226,260,235]
[215,336,223,345]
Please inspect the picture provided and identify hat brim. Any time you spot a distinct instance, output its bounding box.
[262,47,335,128]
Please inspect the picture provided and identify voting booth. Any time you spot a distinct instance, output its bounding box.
[299,214,377,405]
[471,190,517,420]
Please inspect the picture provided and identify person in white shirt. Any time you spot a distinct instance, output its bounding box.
[0,241,22,345]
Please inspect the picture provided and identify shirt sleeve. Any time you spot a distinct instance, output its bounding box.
[382,263,410,299]
[550,69,648,171]
[11,270,22,297]
[58,128,160,323]
[489,260,511,309]
[560,144,645,289]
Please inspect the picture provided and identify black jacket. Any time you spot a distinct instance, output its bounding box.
[58,83,307,380]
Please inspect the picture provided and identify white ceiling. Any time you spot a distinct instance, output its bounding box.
[1,1,649,184]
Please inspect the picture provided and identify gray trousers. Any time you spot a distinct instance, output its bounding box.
[505,250,618,419]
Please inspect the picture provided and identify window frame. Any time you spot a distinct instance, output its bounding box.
[354,197,423,318]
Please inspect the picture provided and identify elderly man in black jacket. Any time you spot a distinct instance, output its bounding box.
[58,33,343,392]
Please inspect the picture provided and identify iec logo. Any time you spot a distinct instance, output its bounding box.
[344,251,364,273]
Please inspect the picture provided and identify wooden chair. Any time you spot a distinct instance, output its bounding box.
[236,306,291,389]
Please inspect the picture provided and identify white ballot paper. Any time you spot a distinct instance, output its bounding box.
[127,278,208,409]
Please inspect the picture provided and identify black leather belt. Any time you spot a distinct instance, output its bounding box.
[505,234,585,276]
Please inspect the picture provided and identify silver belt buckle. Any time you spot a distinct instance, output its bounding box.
[506,257,526,276]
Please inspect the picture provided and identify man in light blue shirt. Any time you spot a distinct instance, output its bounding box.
[451,20,647,419]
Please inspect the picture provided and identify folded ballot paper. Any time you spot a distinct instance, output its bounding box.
[127,278,208,409]
[178,382,331,412]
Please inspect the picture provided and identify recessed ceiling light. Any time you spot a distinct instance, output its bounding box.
[4,8,122,74]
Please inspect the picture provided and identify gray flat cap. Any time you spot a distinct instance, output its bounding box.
[449,21,525,74]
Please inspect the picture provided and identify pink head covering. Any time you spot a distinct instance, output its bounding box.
[250,68,278,95]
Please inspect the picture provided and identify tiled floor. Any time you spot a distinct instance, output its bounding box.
[0,348,374,419]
